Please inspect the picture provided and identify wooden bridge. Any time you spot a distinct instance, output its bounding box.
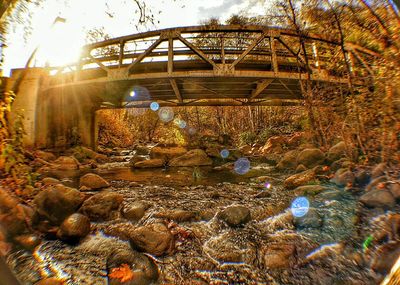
[6,25,377,148]
[44,25,376,108]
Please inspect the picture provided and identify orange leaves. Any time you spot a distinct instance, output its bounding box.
[109,263,135,283]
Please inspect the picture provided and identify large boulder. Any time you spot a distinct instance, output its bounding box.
[121,202,148,222]
[276,150,299,170]
[107,249,159,285]
[80,191,124,221]
[57,213,91,243]
[331,169,355,187]
[34,150,56,162]
[129,155,147,166]
[134,159,164,168]
[217,205,251,227]
[326,142,347,163]
[284,168,317,189]
[0,189,32,237]
[371,163,387,179]
[296,148,325,168]
[150,146,187,161]
[129,223,174,256]
[79,173,110,190]
[34,184,84,225]
[169,149,212,167]
[53,156,80,170]
[359,189,395,209]
[260,136,288,154]
[71,146,108,163]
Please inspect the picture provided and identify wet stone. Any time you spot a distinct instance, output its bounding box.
[121,202,148,222]
[128,223,174,256]
[80,191,123,221]
[217,205,251,227]
[79,173,110,190]
[107,248,159,285]
[57,213,91,243]
[294,208,322,229]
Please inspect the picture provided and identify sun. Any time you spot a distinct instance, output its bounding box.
[35,18,84,67]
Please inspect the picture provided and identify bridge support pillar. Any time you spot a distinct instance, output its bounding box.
[9,68,48,148]
[9,68,98,150]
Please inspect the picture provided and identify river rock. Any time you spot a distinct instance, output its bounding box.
[332,169,355,187]
[371,163,387,179]
[72,146,108,163]
[366,176,388,192]
[34,184,84,225]
[53,156,80,170]
[41,177,61,186]
[326,141,347,162]
[169,149,212,167]
[107,248,159,285]
[129,155,147,166]
[80,191,124,221]
[294,208,322,229]
[390,182,400,200]
[34,150,56,162]
[217,205,251,227]
[359,189,395,208]
[260,243,296,269]
[371,241,400,274]
[79,173,110,190]
[129,223,174,256]
[155,209,197,222]
[135,145,151,155]
[134,159,164,168]
[284,168,317,189]
[276,150,299,170]
[57,213,91,243]
[260,135,287,154]
[294,185,328,196]
[150,146,187,161]
[14,234,41,251]
[355,169,370,187]
[296,148,325,168]
[121,202,148,222]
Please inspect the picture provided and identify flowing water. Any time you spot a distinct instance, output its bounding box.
[6,151,380,284]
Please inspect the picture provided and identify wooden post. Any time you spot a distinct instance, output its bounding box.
[168,37,173,74]
[270,36,278,73]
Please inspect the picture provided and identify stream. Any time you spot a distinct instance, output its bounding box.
[6,150,378,285]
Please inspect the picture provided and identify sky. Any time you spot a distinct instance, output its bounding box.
[2,0,270,76]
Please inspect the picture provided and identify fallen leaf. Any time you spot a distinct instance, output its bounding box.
[109,263,135,283]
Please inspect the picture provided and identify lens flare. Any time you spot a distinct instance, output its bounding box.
[220,149,230,159]
[178,120,187,129]
[291,196,310,217]
[158,107,174,122]
[264,182,272,189]
[130,90,136,97]
[150,102,159,111]
[188,126,197,135]
[234,157,250,175]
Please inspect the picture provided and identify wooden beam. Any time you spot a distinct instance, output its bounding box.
[270,37,278,73]
[279,79,296,96]
[88,54,110,72]
[170,79,183,102]
[168,37,173,74]
[127,37,164,72]
[177,35,217,68]
[250,79,274,99]
[350,49,374,76]
[232,33,265,67]
[277,38,306,66]
[221,36,225,64]
[118,41,124,67]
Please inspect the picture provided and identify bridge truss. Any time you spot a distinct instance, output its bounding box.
[45,25,378,108]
